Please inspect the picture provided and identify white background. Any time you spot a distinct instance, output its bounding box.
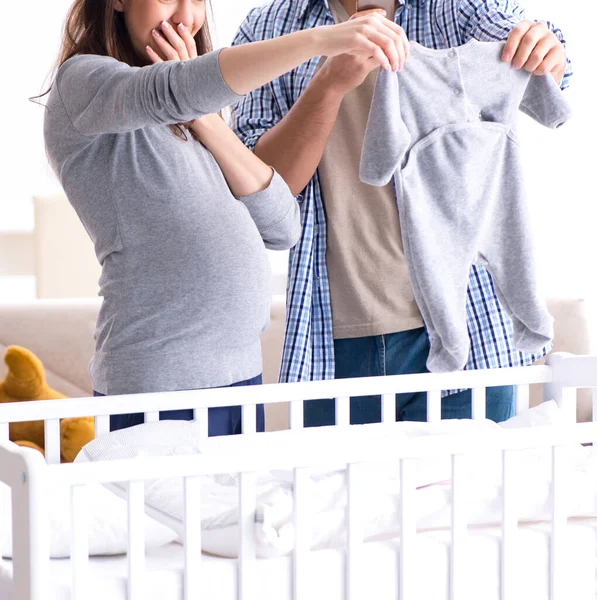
[0,0,595,299]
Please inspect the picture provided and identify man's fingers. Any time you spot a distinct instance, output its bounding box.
[521,37,552,73]
[502,20,533,62]
[535,47,563,77]
[510,27,545,69]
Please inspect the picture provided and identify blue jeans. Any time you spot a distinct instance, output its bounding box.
[93,374,264,436]
[304,328,515,427]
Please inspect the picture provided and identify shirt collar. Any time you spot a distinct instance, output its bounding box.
[298,0,417,21]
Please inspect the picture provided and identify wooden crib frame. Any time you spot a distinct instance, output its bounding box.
[1,352,597,600]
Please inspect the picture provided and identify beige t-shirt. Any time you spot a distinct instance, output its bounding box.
[317,0,423,339]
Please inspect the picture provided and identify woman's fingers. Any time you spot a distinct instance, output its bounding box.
[158,20,190,60]
[354,15,409,71]
[151,28,181,60]
[149,21,198,63]
[176,23,198,59]
[366,29,400,70]
[146,45,163,63]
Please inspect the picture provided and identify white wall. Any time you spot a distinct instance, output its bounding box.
[0,0,594,299]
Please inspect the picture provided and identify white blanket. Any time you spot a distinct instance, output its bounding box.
[79,401,597,558]
[199,422,597,556]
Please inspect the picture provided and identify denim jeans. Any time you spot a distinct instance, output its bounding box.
[303,328,515,427]
[93,373,264,436]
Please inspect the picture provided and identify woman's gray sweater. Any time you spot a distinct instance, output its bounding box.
[44,50,300,395]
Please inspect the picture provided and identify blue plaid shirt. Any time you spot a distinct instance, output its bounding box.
[231,0,572,386]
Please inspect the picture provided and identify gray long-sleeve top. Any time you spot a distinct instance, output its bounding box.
[359,40,571,372]
[44,50,300,395]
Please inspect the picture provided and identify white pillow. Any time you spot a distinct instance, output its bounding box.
[77,419,496,549]
[76,420,209,538]
[0,447,177,559]
[499,399,564,429]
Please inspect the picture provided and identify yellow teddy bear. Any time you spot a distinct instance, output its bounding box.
[0,345,95,462]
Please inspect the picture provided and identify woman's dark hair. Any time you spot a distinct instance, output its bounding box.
[38,0,213,141]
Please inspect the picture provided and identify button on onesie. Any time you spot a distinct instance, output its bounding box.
[359,40,572,373]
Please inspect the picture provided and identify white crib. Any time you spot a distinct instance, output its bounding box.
[1,352,597,600]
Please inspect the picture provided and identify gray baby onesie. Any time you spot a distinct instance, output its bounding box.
[359,40,572,373]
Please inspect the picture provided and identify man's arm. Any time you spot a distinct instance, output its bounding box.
[232,9,408,197]
[253,68,344,197]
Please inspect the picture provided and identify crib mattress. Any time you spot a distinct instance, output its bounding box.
[1,519,596,600]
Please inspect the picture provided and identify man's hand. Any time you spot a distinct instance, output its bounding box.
[502,21,567,84]
[315,8,409,97]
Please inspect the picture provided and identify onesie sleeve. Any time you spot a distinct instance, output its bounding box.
[519,73,572,129]
[360,69,411,187]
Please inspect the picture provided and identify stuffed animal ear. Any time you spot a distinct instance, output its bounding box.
[3,346,47,399]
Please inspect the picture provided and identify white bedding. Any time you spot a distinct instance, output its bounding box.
[2,519,597,600]
[78,401,597,558]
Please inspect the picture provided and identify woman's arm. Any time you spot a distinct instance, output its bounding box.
[149,12,407,93]
[190,113,273,198]
[189,113,300,250]
[217,14,406,95]
[55,13,404,137]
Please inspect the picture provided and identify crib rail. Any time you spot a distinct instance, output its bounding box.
[2,353,597,600]
[3,420,597,600]
[0,362,561,466]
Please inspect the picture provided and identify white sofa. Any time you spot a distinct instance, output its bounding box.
[0,296,595,426]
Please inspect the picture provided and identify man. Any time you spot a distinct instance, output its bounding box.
[231,0,572,425]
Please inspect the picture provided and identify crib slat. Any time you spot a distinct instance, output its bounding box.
[293,467,311,600]
[399,458,416,600]
[0,422,8,442]
[44,419,61,465]
[471,388,486,420]
[347,462,364,600]
[193,408,209,444]
[546,383,576,424]
[184,476,202,600]
[94,415,110,438]
[501,450,517,600]
[290,401,304,431]
[382,393,396,423]
[238,472,256,600]
[241,405,257,435]
[335,397,350,426]
[426,390,441,422]
[144,411,159,423]
[450,454,467,600]
[127,481,145,600]
[550,445,567,600]
[71,485,89,600]
[515,384,530,415]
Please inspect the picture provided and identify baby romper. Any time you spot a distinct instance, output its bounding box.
[359,40,572,373]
